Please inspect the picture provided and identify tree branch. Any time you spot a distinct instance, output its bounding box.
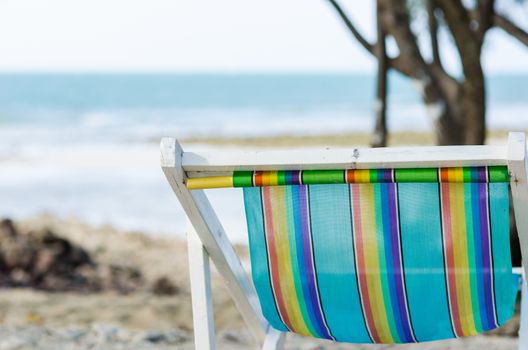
[493,13,528,46]
[476,0,495,42]
[326,0,374,54]
[436,0,482,78]
[372,0,389,148]
[380,0,431,80]
[325,0,417,77]
[427,0,442,67]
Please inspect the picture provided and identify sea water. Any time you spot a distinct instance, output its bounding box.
[0,73,526,242]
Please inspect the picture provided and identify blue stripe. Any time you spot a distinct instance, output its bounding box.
[379,184,405,342]
[470,181,488,330]
[285,171,293,185]
[290,186,326,338]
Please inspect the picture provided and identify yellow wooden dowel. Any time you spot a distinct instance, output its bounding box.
[186,176,234,190]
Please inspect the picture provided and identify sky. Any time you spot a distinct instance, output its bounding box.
[0,0,527,73]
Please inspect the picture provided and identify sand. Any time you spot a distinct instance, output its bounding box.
[179,129,517,148]
[0,215,521,349]
[0,325,519,350]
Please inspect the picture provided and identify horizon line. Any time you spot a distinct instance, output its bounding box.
[0,69,527,76]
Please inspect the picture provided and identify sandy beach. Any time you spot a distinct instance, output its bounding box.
[0,214,521,349]
[180,129,518,148]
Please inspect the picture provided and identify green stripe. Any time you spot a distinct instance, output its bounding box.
[489,166,509,182]
[464,183,483,332]
[394,168,438,182]
[302,170,345,185]
[463,168,472,183]
[277,171,286,186]
[370,170,378,183]
[233,171,253,187]
[284,186,318,336]
[373,184,401,342]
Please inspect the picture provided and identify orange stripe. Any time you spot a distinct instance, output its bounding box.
[254,171,263,186]
[440,168,449,182]
[346,169,355,183]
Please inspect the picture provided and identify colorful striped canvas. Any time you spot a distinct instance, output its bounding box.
[243,167,517,343]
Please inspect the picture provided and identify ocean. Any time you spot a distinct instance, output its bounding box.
[1,73,527,242]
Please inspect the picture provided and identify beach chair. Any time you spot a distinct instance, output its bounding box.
[161,131,528,350]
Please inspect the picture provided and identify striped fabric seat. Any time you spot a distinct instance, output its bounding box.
[242,166,518,343]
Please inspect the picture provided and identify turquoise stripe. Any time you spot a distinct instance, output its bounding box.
[243,187,289,332]
[397,183,454,341]
[308,184,372,343]
[488,183,517,325]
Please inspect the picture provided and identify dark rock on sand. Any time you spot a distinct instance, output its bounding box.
[151,276,180,296]
[0,218,144,293]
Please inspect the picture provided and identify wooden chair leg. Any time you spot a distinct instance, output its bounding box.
[188,222,216,350]
[262,328,286,350]
[520,273,528,350]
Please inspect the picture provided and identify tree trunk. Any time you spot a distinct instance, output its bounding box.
[371,0,388,148]
[422,77,464,146]
[420,65,485,146]
[461,63,486,145]
[422,84,485,146]
[435,0,487,145]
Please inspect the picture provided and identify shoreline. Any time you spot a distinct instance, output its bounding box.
[176,129,522,148]
[0,129,522,243]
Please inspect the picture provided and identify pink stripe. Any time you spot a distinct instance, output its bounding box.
[262,187,293,330]
[351,185,381,343]
[441,183,463,336]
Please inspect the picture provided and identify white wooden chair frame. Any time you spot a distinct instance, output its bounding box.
[161,131,528,350]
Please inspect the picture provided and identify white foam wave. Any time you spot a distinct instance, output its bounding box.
[1,102,527,241]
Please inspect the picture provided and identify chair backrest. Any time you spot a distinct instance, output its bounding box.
[242,167,516,343]
[165,132,528,346]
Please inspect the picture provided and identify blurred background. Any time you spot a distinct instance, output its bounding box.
[0,1,527,349]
